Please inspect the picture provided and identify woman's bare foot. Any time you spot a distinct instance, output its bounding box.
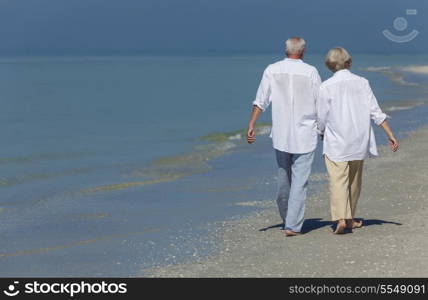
[334,219,347,234]
[352,219,363,228]
[346,219,363,229]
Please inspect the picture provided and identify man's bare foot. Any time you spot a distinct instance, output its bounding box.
[334,220,347,234]
[346,219,363,229]
[284,229,300,237]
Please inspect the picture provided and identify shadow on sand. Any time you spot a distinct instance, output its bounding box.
[259,218,402,234]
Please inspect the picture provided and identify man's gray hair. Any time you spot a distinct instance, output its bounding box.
[285,37,306,55]
[325,47,352,72]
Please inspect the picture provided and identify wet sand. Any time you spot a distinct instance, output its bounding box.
[147,125,428,277]
[402,65,428,75]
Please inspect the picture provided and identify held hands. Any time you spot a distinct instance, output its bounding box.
[389,136,399,152]
[247,125,256,144]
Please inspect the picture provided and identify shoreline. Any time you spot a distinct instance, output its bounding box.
[146,124,428,277]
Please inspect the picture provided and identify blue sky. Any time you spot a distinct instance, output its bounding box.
[0,0,426,55]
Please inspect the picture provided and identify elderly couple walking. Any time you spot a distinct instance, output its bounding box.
[247,37,399,236]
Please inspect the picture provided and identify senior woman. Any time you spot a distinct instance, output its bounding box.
[317,47,399,234]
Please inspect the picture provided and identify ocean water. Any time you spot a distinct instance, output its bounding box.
[0,54,427,276]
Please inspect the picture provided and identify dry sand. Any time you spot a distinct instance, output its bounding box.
[147,126,428,277]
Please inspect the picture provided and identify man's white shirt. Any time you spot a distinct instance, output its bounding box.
[252,58,321,154]
[317,69,388,162]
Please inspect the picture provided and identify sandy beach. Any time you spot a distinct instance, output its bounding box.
[148,125,428,277]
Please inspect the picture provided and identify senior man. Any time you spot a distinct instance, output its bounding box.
[247,37,321,236]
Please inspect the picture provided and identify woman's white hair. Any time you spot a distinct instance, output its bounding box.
[325,47,352,72]
[285,37,306,56]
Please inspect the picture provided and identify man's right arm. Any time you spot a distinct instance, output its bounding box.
[247,67,271,144]
[247,105,263,144]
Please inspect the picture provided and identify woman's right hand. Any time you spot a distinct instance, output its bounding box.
[389,136,399,152]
